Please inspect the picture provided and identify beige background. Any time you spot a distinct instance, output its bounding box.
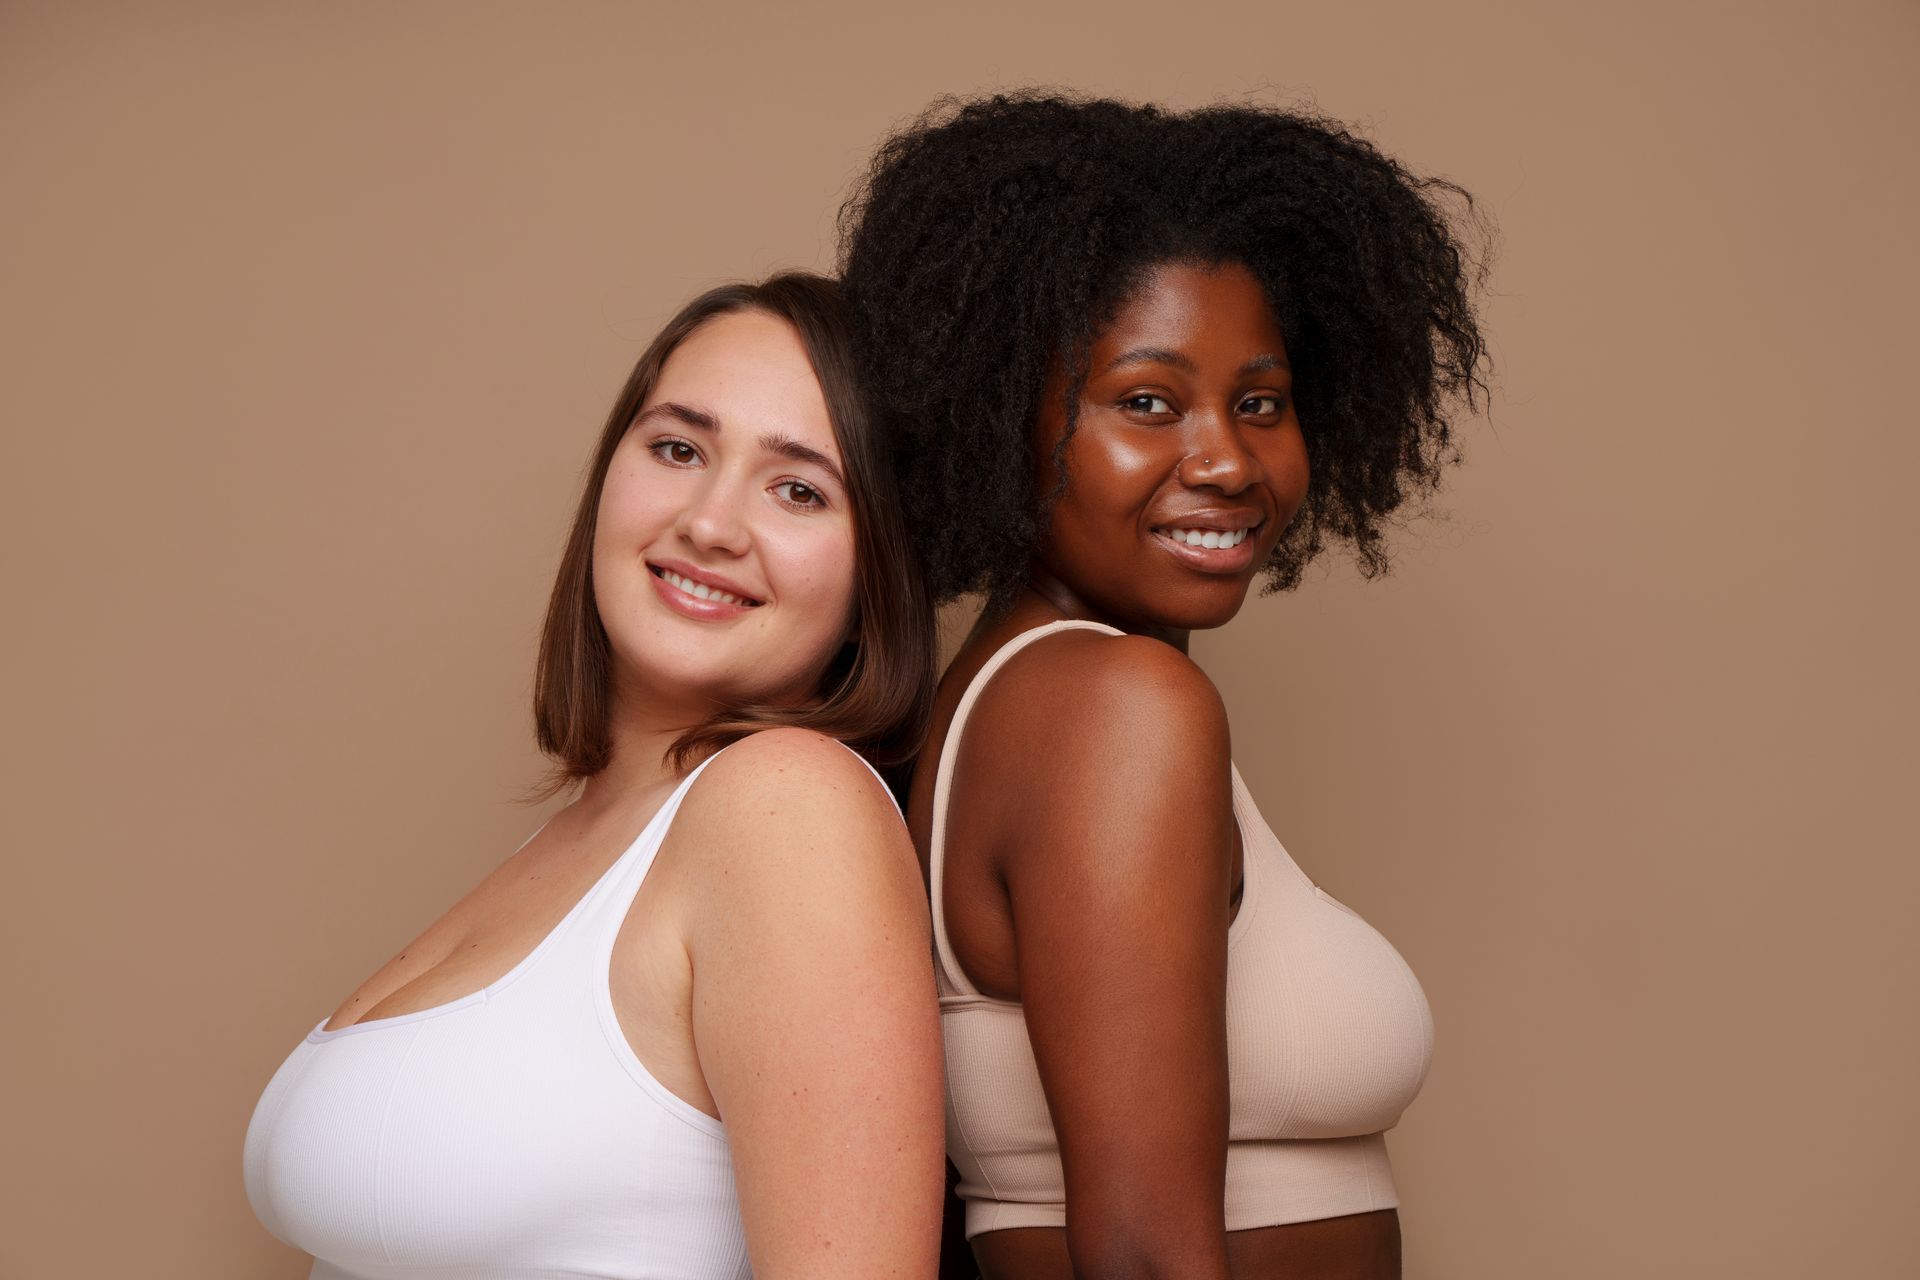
[4,1,1915,1276]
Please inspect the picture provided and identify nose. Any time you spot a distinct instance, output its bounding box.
[1175,409,1259,494]
[673,469,753,557]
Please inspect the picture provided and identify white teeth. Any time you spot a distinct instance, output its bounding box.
[660,569,746,606]
[1164,527,1248,549]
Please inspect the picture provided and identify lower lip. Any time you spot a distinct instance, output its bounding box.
[647,567,759,621]
[1151,528,1260,574]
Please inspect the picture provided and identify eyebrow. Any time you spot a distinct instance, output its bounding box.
[634,401,720,432]
[1103,346,1195,375]
[1099,347,1289,377]
[634,401,845,488]
[758,432,845,489]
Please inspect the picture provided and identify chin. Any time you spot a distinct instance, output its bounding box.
[1175,598,1251,632]
[1149,569,1258,629]
[1116,586,1250,635]
[641,644,836,712]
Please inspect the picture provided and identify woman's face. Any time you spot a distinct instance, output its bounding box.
[1031,259,1309,632]
[592,309,857,716]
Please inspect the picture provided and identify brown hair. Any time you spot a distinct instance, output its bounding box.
[532,272,933,792]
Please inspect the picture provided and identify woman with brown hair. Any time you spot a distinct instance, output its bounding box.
[841,96,1489,1279]
[243,272,945,1279]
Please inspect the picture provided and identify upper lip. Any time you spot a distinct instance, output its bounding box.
[1150,509,1267,533]
[646,556,764,604]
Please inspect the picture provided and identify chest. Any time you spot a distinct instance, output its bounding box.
[1214,822,1435,1138]
[244,828,743,1279]
[245,999,746,1279]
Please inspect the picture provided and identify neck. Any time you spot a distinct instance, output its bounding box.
[1022,564,1190,654]
[574,675,717,813]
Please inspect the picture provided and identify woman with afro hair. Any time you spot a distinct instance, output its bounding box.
[839,93,1489,1280]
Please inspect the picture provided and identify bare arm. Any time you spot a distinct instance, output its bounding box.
[678,728,944,1279]
[972,634,1237,1280]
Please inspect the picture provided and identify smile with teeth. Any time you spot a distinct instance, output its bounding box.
[1159,526,1255,549]
[651,566,760,607]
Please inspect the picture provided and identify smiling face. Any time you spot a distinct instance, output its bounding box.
[1030,259,1311,633]
[591,309,858,719]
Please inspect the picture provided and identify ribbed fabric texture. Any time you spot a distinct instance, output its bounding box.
[245,741,888,1278]
[930,621,1436,1239]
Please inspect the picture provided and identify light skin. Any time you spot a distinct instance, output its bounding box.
[906,261,1400,1280]
[321,310,944,1278]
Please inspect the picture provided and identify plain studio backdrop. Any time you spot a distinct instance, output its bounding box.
[3,2,1915,1277]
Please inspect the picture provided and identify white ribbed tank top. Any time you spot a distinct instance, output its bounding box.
[243,741,890,1278]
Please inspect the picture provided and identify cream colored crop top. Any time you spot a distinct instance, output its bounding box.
[931,621,1435,1239]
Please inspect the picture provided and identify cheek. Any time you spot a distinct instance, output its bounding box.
[594,456,675,551]
[1271,430,1312,515]
[762,519,858,621]
[1053,428,1173,526]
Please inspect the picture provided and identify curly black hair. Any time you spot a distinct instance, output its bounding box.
[838,92,1491,606]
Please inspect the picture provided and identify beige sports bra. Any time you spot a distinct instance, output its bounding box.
[930,620,1435,1239]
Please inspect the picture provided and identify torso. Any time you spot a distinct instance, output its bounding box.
[909,600,1419,1280]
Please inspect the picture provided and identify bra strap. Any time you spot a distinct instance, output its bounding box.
[928,619,1125,997]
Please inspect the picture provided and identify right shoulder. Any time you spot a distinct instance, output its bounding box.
[970,627,1230,763]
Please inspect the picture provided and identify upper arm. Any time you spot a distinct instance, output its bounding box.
[973,634,1236,1276]
[676,729,943,1279]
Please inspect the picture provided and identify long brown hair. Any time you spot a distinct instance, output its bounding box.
[532,272,933,793]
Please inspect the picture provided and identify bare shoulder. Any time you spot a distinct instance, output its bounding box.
[972,628,1230,762]
[681,726,899,831]
[671,727,917,910]
[960,630,1235,901]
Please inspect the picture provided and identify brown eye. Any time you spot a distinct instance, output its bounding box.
[650,439,701,465]
[775,480,826,510]
[1121,393,1174,415]
[1240,395,1286,417]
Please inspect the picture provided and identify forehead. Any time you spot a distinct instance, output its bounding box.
[647,310,840,454]
[1093,260,1288,360]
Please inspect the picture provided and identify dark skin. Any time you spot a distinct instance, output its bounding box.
[906,261,1401,1280]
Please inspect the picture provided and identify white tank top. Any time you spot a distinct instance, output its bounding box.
[243,741,891,1279]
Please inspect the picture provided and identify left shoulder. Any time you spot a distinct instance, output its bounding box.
[673,738,943,1272]
[683,727,899,835]
[671,729,913,912]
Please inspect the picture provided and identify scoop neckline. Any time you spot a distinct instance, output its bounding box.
[305,760,712,1043]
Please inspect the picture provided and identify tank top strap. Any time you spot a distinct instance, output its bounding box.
[575,741,738,945]
[929,619,1126,997]
[833,739,905,822]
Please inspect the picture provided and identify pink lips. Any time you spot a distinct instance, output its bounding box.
[646,561,762,622]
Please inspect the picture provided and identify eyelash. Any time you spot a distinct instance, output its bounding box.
[647,437,830,512]
[1118,394,1289,417]
[651,438,701,466]
[773,480,826,511]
